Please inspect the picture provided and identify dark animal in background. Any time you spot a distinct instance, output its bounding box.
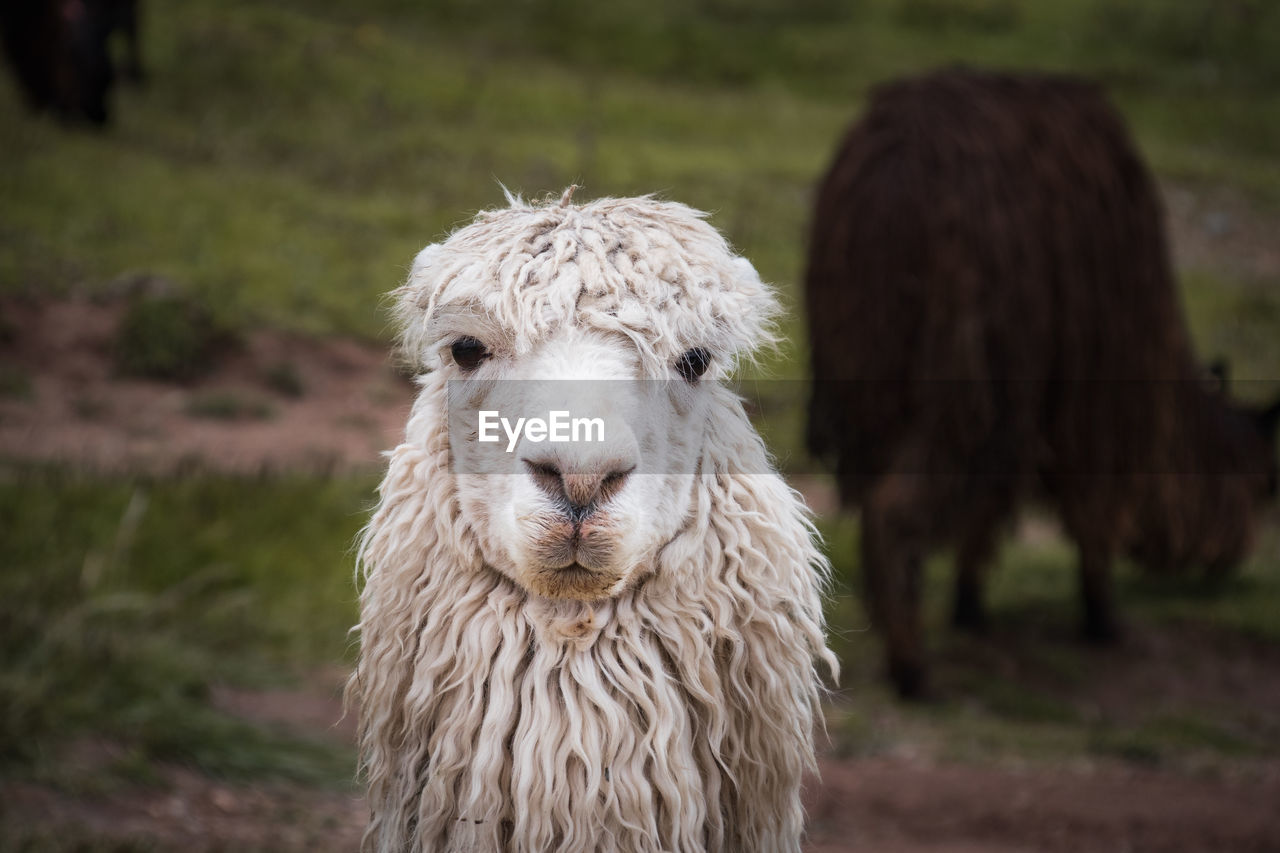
[0,0,144,126]
[805,67,1280,699]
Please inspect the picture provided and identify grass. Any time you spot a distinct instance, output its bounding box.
[0,471,372,787]
[2,475,1271,801]
[184,391,275,421]
[1180,268,1280,391]
[2,0,1278,360]
[817,509,1280,769]
[114,291,238,382]
[263,362,306,398]
[0,364,33,399]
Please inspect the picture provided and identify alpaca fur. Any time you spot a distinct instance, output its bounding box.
[350,190,837,852]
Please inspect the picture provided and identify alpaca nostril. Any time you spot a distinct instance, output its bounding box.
[522,458,565,499]
[568,494,591,522]
[522,457,635,518]
[599,465,634,498]
[522,459,562,480]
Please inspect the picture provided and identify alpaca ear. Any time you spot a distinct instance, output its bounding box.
[395,244,446,367]
[403,244,445,311]
[729,256,771,305]
[725,255,781,355]
[730,255,760,283]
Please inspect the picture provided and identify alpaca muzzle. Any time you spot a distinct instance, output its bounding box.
[530,515,620,573]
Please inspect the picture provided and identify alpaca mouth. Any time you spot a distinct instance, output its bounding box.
[529,560,622,601]
[549,562,598,578]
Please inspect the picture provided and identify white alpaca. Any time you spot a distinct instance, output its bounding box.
[350,189,837,852]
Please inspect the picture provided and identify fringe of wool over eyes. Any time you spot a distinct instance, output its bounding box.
[347,191,838,852]
[394,188,781,378]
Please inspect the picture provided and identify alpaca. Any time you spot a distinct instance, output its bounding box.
[0,0,144,126]
[349,189,837,852]
[805,67,1280,698]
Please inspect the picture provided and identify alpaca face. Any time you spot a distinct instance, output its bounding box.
[444,326,713,601]
[395,193,781,602]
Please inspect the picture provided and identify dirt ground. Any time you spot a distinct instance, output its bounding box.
[5,666,1279,852]
[0,293,414,474]
[3,180,1280,850]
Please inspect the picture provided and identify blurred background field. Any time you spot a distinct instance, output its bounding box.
[2,0,1279,849]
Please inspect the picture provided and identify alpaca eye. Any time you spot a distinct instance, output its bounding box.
[450,337,490,371]
[675,348,711,382]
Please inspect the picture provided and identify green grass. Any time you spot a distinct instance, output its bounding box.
[0,364,33,399]
[4,468,1271,792]
[184,390,276,421]
[2,0,1278,356]
[263,361,306,398]
[818,511,1280,769]
[0,471,372,786]
[1180,269,1280,390]
[114,291,239,382]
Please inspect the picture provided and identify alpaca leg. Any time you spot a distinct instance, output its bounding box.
[951,524,996,634]
[888,553,927,698]
[862,482,930,699]
[1078,545,1119,643]
[114,0,146,84]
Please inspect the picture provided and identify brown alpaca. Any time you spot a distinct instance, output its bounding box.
[805,67,1280,698]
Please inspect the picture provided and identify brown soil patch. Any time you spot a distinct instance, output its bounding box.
[805,754,1280,853]
[6,657,1280,853]
[0,294,414,474]
[1082,620,1280,725]
[9,747,1278,852]
[2,767,368,852]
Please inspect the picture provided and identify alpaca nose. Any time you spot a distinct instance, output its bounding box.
[522,455,635,520]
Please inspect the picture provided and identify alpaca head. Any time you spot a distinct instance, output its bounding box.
[394,190,779,602]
